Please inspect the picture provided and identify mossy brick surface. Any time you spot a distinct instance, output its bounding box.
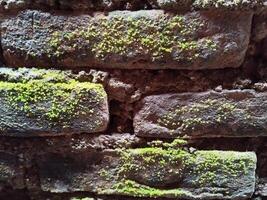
[37,141,256,199]
[134,90,267,138]
[0,68,109,137]
[0,0,263,13]
[1,9,252,70]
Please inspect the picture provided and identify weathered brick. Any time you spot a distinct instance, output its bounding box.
[134,90,267,138]
[1,9,252,70]
[0,68,109,136]
[0,0,262,13]
[37,141,257,199]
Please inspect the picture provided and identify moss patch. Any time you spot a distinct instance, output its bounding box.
[0,80,106,126]
[47,15,217,63]
[157,98,252,133]
[99,142,256,198]
[117,147,191,176]
[193,0,262,9]
[0,67,73,83]
[192,150,255,186]
[105,179,191,198]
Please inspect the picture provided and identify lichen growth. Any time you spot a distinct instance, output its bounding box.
[47,15,217,63]
[0,79,106,126]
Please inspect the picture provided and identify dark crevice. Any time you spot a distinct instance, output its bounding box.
[0,21,6,66]
[0,189,30,200]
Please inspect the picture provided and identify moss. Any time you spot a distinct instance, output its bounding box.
[148,138,188,148]
[34,69,69,82]
[105,179,191,198]
[47,15,217,63]
[96,140,256,198]
[0,79,106,126]
[99,168,113,181]
[193,0,262,9]
[118,147,191,170]
[157,0,261,10]
[0,67,72,83]
[113,146,191,190]
[157,98,252,133]
[192,151,255,186]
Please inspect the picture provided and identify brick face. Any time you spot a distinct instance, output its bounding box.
[134,90,267,138]
[1,10,252,70]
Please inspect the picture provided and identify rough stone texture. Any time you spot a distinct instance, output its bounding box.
[36,143,257,200]
[0,0,267,199]
[0,152,24,190]
[0,68,109,137]
[252,7,267,41]
[255,178,267,197]
[0,0,263,13]
[134,90,267,138]
[158,0,263,11]
[1,9,252,70]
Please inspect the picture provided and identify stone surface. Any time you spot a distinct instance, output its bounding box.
[134,89,267,138]
[0,152,24,190]
[1,9,252,70]
[37,141,257,199]
[252,7,267,41]
[0,0,262,13]
[256,178,267,197]
[0,0,266,199]
[159,0,263,10]
[0,68,109,136]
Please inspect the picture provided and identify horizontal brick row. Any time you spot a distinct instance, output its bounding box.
[0,0,263,13]
[2,68,267,139]
[0,138,257,200]
[1,9,252,70]
[134,90,267,138]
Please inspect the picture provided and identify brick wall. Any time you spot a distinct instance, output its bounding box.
[0,1,267,200]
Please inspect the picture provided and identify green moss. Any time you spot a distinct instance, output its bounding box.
[97,141,255,198]
[36,70,69,82]
[105,179,191,198]
[118,147,190,169]
[148,138,188,148]
[193,0,261,9]
[192,151,255,186]
[0,80,106,125]
[157,98,252,132]
[114,146,191,189]
[99,168,113,181]
[0,67,72,83]
[47,15,217,62]
[113,145,255,190]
